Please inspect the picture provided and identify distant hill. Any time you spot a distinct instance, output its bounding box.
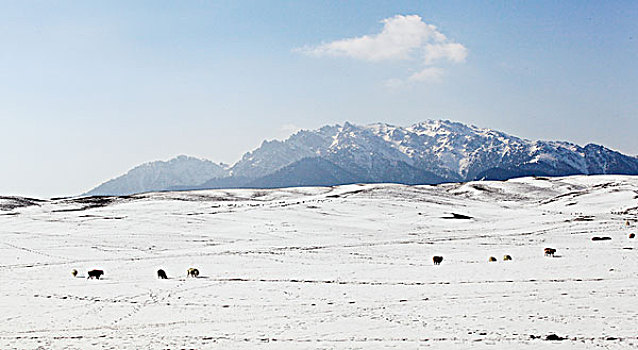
[84,155,228,196]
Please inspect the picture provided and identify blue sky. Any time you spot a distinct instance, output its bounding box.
[1,1,636,197]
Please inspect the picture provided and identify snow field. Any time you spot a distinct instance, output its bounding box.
[1,175,637,349]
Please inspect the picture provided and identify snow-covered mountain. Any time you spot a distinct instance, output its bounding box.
[230,120,638,183]
[84,120,638,195]
[84,155,229,196]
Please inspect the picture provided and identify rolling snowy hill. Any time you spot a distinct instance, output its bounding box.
[1,175,637,348]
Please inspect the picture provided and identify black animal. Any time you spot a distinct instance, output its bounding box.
[432,256,443,265]
[187,268,199,278]
[629,233,635,239]
[87,269,104,279]
[503,255,512,261]
[544,248,556,257]
[591,236,612,241]
[488,256,497,262]
[157,269,168,279]
[71,269,78,277]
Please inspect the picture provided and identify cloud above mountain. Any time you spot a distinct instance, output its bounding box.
[296,15,467,84]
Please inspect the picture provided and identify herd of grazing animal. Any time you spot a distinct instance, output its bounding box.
[72,267,200,280]
[427,224,636,265]
[430,232,635,266]
[431,249,552,266]
[71,226,635,276]
[71,247,562,279]
[431,253,515,265]
[428,220,636,266]
[73,232,630,277]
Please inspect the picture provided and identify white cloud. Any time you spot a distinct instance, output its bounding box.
[423,42,468,64]
[299,15,444,61]
[296,14,467,84]
[408,67,445,83]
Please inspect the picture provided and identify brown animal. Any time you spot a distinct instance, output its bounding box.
[503,255,512,261]
[87,269,104,279]
[157,269,168,279]
[544,248,556,257]
[488,256,497,262]
[71,269,78,277]
[187,268,199,278]
[432,256,443,265]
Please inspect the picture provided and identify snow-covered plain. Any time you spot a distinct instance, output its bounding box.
[1,175,637,349]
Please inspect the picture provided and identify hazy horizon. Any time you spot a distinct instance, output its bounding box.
[1,1,636,198]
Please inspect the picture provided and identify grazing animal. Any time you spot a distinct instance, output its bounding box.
[432,256,443,265]
[503,255,512,261]
[157,269,168,279]
[187,268,199,278]
[488,256,497,262]
[87,269,104,279]
[71,269,78,277]
[629,233,635,239]
[544,248,556,257]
